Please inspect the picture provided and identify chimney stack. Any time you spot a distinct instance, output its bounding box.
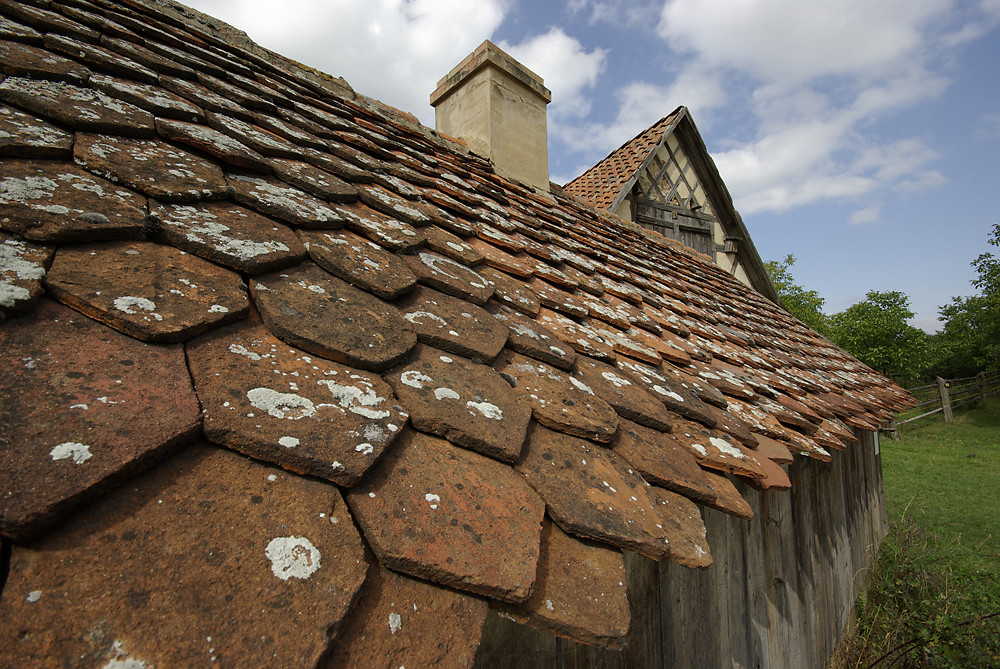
[430,41,551,192]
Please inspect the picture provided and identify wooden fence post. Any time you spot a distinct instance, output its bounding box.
[937,377,953,422]
[980,372,988,404]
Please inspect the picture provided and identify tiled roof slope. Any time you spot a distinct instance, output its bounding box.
[0,0,912,665]
[563,112,678,210]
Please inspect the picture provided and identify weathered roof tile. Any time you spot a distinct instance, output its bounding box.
[1,442,367,666]
[345,430,545,601]
[649,486,713,568]
[385,344,530,462]
[496,350,619,443]
[0,104,73,159]
[516,424,670,560]
[497,519,630,648]
[397,285,507,361]
[155,118,270,172]
[0,77,153,137]
[47,240,249,342]
[0,299,200,540]
[300,228,416,300]
[609,418,717,503]
[0,234,50,319]
[251,262,416,371]
[573,356,675,432]
[489,303,577,370]
[0,39,90,83]
[153,200,307,274]
[187,318,407,485]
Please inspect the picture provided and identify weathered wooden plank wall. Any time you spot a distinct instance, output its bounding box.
[473,429,886,668]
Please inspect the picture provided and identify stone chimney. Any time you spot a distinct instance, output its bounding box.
[430,40,551,192]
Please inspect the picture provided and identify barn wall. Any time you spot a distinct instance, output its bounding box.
[473,430,886,668]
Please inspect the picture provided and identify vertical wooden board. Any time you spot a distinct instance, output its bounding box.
[761,483,806,668]
[558,552,660,669]
[473,610,560,669]
[735,481,771,669]
[658,506,725,668]
[788,457,828,667]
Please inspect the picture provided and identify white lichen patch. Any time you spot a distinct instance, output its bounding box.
[50,442,92,464]
[403,310,446,326]
[278,436,300,448]
[265,536,321,581]
[425,493,441,510]
[26,590,41,603]
[710,436,745,459]
[355,443,374,455]
[113,296,162,321]
[655,386,685,403]
[690,443,708,457]
[601,371,632,388]
[388,612,402,634]
[434,387,460,401]
[247,387,316,419]
[467,400,503,420]
[317,380,391,419]
[400,370,433,389]
[569,376,595,395]
[228,343,262,360]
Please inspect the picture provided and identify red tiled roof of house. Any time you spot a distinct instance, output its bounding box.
[562,112,679,209]
[0,1,912,665]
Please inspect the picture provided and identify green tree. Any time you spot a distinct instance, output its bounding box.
[828,290,929,380]
[933,223,1000,376]
[764,254,829,335]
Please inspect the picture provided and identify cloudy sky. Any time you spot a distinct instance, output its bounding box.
[185,0,1000,331]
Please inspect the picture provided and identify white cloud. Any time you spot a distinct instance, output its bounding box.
[849,204,882,226]
[183,0,508,125]
[567,0,663,28]
[657,0,951,84]
[500,28,607,122]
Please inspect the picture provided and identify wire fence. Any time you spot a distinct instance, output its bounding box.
[888,370,1000,431]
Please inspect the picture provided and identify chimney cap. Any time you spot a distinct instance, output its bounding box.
[430,40,551,107]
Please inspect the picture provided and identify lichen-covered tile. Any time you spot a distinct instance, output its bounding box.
[384,345,531,462]
[0,2,98,42]
[582,295,631,329]
[0,15,42,45]
[0,234,51,320]
[746,455,792,491]
[609,418,717,504]
[421,225,484,266]
[699,470,754,519]
[495,350,618,444]
[46,240,249,342]
[253,112,329,151]
[536,308,617,361]
[515,424,669,560]
[0,299,200,541]
[0,443,366,667]
[345,430,545,601]
[88,74,204,123]
[621,361,721,428]
[529,278,588,317]
[0,77,153,137]
[593,325,661,365]
[338,203,426,253]
[481,266,540,316]
[489,304,576,370]
[161,75,256,123]
[572,357,674,432]
[0,40,89,84]
[155,118,270,172]
[300,229,416,300]
[270,158,358,203]
[252,262,416,371]
[152,200,306,274]
[496,520,630,649]
[648,487,712,569]
[73,133,228,201]
[0,160,146,241]
[0,104,73,158]
[402,251,494,305]
[227,172,349,228]
[397,285,507,362]
[99,36,197,79]
[357,183,432,227]
[43,33,157,83]
[669,417,766,480]
[751,433,795,464]
[467,237,535,279]
[187,319,407,485]
[702,403,759,447]
[207,111,301,159]
[322,565,488,669]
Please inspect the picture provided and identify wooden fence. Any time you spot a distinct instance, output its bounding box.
[891,370,1000,429]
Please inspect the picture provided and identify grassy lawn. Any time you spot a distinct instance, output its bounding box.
[839,401,1000,668]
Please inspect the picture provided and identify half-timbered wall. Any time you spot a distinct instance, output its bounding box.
[474,430,886,668]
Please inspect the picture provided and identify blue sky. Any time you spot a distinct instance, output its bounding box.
[186,0,1000,331]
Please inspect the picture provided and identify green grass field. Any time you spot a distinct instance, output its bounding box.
[839,401,1000,668]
